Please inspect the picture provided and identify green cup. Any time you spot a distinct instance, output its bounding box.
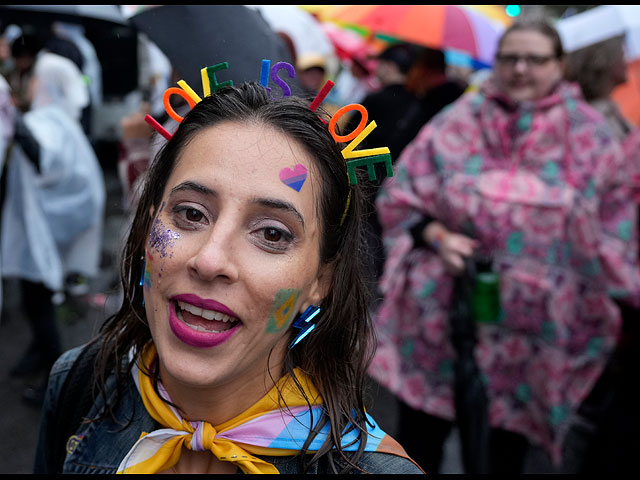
[471,271,502,324]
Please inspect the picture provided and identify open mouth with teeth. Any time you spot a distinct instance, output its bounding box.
[168,298,242,349]
[175,301,240,333]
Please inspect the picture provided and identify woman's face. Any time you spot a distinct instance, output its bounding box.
[494,29,564,102]
[143,121,331,397]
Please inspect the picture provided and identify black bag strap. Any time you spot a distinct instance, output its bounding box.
[52,338,103,473]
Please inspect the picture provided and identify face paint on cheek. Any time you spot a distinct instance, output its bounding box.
[148,216,180,258]
[143,250,154,288]
[266,289,302,334]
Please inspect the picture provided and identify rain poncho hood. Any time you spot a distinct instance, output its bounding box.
[1,53,104,292]
[30,51,89,121]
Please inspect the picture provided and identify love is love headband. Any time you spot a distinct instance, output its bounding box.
[144,59,394,187]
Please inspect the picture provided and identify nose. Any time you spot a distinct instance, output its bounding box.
[187,220,240,283]
[513,58,529,73]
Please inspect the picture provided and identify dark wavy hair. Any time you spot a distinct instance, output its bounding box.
[92,82,375,473]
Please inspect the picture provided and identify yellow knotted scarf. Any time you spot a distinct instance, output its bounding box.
[117,343,322,474]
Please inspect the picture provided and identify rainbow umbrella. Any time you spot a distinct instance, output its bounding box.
[297,4,339,21]
[320,21,380,63]
[327,4,505,66]
[463,4,513,27]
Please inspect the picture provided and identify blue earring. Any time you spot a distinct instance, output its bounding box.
[139,257,145,306]
[289,305,322,349]
[139,257,145,286]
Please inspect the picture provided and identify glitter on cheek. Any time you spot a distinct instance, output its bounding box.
[148,217,181,258]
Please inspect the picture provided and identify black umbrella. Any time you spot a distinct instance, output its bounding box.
[129,5,300,96]
[449,256,491,474]
[0,5,138,98]
[0,5,129,27]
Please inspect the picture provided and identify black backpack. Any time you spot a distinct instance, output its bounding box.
[51,339,102,473]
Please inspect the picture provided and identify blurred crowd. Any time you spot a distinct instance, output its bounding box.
[0,21,106,405]
[1,4,640,475]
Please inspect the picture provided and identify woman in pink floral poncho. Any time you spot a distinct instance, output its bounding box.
[370,19,640,473]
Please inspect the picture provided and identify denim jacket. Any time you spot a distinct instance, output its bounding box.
[34,345,424,474]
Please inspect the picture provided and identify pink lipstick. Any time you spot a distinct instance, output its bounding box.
[169,295,240,349]
[173,294,239,318]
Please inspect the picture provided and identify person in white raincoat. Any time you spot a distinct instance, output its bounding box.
[0,51,105,390]
[0,73,16,318]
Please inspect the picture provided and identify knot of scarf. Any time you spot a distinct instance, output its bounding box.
[117,343,322,474]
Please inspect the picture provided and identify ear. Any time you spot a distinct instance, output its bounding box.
[301,261,334,311]
[558,57,567,77]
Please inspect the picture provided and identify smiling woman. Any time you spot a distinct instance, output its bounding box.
[33,82,424,474]
[143,120,330,395]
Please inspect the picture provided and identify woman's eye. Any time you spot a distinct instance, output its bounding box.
[171,205,208,229]
[252,224,294,253]
[263,227,282,242]
[185,208,204,222]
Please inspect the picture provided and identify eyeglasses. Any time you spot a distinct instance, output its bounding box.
[495,54,556,67]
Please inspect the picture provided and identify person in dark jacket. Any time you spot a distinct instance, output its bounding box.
[354,45,466,296]
[346,44,422,293]
[400,46,467,154]
[357,43,421,165]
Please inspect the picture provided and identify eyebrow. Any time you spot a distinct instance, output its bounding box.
[169,181,305,230]
[253,197,306,231]
[170,181,217,197]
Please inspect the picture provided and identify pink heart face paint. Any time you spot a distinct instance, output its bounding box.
[279,164,308,192]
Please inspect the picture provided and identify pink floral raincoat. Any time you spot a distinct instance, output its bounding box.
[370,78,640,464]
[623,126,640,205]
